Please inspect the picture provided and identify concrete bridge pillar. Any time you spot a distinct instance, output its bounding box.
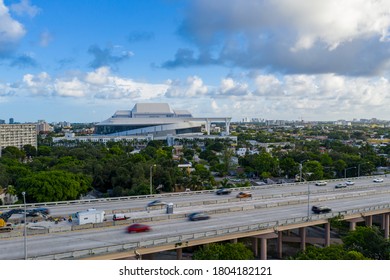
[325,222,331,247]
[252,237,258,257]
[349,221,356,231]
[231,238,238,244]
[365,215,373,227]
[385,213,390,240]
[299,227,306,251]
[176,248,182,260]
[260,238,267,260]
[277,231,283,259]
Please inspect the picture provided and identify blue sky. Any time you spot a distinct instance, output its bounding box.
[1,0,390,123]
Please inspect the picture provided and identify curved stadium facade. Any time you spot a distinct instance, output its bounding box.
[94,103,231,137]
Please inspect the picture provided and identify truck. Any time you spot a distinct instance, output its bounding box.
[75,209,105,225]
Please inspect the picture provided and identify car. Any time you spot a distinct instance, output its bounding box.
[311,205,332,214]
[315,181,327,186]
[216,188,232,195]
[188,212,210,221]
[147,200,166,207]
[335,183,347,189]
[236,191,252,198]
[345,180,355,185]
[373,178,384,183]
[127,223,151,233]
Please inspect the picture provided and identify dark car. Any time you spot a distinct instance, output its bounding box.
[188,212,210,221]
[311,205,331,214]
[127,223,151,233]
[147,200,166,207]
[216,188,232,195]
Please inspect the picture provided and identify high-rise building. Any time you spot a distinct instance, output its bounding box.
[0,124,37,156]
[9,118,14,124]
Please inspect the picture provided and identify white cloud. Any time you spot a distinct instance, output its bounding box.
[0,0,26,54]
[55,77,88,98]
[21,72,52,95]
[165,75,208,97]
[10,0,40,18]
[15,67,168,100]
[2,67,390,121]
[177,0,390,75]
[218,78,250,96]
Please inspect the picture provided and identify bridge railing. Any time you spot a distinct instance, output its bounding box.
[29,202,390,260]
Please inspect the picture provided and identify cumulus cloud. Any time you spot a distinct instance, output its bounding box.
[88,45,134,69]
[169,0,390,76]
[0,0,26,55]
[165,75,208,97]
[10,67,168,100]
[217,77,251,96]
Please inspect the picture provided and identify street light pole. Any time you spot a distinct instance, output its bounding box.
[307,183,310,219]
[22,191,27,260]
[299,160,310,219]
[150,164,156,195]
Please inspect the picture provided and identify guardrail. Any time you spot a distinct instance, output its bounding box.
[29,202,390,260]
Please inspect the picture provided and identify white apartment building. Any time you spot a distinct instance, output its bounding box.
[0,124,37,156]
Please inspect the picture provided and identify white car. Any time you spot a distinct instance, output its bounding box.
[373,178,384,183]
[315,181,327,186]
[345,180,355,185]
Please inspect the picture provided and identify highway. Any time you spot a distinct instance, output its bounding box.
[0,176,388,260]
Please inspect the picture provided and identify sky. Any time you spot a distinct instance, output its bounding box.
[1,0,390,123]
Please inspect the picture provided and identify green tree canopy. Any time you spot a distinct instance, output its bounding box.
[193,242,254,260]
[17,170,91,203]
[293,244,368,260]
[342,226,390,260]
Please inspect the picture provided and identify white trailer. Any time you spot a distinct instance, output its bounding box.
[75,209,105,225]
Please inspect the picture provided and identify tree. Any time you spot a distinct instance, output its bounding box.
[17,170,91,202]
[305,160,324,180]
[1,146,26,160]
[23,144,37,157]
[342,226,390,260]
[293,244,368,260]
[193,242,254,260]
[279,157,299,179]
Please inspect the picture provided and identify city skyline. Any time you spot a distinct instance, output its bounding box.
[1,0,390,123]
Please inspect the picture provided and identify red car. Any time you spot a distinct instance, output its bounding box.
[127,223,151,233]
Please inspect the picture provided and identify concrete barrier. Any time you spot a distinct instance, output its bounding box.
[72,224,93,231]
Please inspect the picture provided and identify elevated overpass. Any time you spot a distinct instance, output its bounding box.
[0,175,389,260]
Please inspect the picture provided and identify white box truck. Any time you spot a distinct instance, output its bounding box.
[75,209,105,225]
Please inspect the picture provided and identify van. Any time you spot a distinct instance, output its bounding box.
[113,213,129,221]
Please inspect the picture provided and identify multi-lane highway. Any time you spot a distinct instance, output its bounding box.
[0,176,388,260]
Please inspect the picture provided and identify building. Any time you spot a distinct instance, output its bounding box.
[94,103,231,137]
[36,120,53,133]
[0,124,37,156]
